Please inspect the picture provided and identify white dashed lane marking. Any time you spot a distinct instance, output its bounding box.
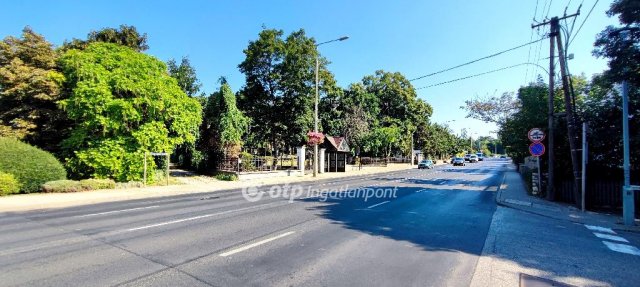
[602,241,640,256]
[585,224,616,234]
[593,232,629,243]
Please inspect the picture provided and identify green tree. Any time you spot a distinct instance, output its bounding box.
[363,126,401,157]
[167,56,204,169]
[167,56,202,97]
[0,27,68,153]
[206,82,249,157]
[63,25,149,52]
[59,42,202,181]
[593,0,640,84]
[237,28,339,155]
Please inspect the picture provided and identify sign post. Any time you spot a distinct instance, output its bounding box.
[528,128,546,195]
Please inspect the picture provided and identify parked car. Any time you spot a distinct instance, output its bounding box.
[418,159,434,169]
[452,157,465,166]
[476,152,484,161]
[464,154,472,162]
[469,155,478,163]
[500,155,507,159]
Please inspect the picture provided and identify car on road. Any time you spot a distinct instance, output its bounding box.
[418,159,434,169]
[452,157,465,166]
[464,154,472,162]
[476,152,484,161]
[500,155,507,159]
[469,155,478,163]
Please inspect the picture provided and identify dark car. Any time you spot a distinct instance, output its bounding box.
[418,160,434,169]
[452,157,465,166]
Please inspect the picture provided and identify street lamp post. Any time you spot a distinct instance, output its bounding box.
[314,36,348,177]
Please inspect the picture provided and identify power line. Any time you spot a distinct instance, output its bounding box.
[568,0,599,47]
[409,37,547,82]
[415,63,540,90]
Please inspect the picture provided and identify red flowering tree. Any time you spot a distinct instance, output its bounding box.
[307,131,325,146]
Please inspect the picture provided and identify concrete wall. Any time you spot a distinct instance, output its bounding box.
[238,170,303,181]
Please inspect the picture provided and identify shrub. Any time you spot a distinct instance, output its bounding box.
[0,172,21,196]
[0,137,66,193]
[215,173,238,181]
[79,179,116,190]
[41,180,83,193]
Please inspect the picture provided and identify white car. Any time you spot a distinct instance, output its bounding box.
[469,155,478,163]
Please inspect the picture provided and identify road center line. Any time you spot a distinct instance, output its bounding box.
[367,201,390,209]
[74,205,161,217]
[219,231,295,257]
[125,202,280,232]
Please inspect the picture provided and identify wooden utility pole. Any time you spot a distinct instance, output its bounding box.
[532,11,579,202]
[556,31,583,206]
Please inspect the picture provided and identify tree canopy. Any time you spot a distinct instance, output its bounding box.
[59,42,202,181]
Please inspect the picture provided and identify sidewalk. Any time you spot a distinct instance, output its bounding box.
[0,163,417,213]
[496,163,640,233]
[471,163,640,287]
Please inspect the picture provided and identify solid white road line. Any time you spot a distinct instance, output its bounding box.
[367,201,390,209]
[585,224,616,234]
[593,232,629,243]
[602,241,640,256]
[125,202,280,232]
[219,231,295,257]
[74,205,161,218]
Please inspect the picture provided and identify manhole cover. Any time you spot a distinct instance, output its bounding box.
[520,273,576,287]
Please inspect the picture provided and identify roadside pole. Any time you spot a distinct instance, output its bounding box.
[582,122,588,212]
[622,80,634,225]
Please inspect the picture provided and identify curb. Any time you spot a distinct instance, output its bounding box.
[494,172,640,234]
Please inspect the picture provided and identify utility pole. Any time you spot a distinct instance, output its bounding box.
[532,10,579,202]
[556,27,583,206]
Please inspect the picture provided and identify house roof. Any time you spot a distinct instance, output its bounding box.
[324,136,350,152]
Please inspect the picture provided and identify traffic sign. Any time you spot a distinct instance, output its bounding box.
[528,128,545,142]
[529,142,545,157]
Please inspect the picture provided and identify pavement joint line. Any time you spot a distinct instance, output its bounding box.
[593,232,629,243]
[73,205,161,217]
[125,202,282,232]
[219,231,295,257]
[367,200,390,209]
[602,241,640,256]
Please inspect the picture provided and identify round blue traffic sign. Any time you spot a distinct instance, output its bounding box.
[529,142,545,157]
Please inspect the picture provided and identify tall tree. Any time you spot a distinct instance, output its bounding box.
[593,0,640,84]
[59,43,202,181]
[0,27,68,152]
[237,28,338,154]
[63,25,149,52]
[167,57,202,97]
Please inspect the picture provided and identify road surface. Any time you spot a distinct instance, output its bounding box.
[0,160,507,286]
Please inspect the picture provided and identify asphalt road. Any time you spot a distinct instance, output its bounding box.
[0,159,507,287]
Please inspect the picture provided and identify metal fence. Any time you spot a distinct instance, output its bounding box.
[217,155,301,173]
[556,180,640,213]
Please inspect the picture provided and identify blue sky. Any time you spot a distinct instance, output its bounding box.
[0,0,618,138]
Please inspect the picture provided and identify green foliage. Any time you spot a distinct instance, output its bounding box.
[79,178,116,190]
[461,92,520,126]
[363,126,401,157]
[41,180,83,193]
[59,42,202,181]
[0,27,69,153]
[63,25,149,52]
[0,137,66,193]
[0,172,21,196]
[215,172,238,181]
[238,28,338,151]
[593,0,640,84]
[167,56,202,97]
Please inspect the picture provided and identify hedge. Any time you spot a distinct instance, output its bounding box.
[0,138,67,193]
[0,172,21,196]
[41,178,116,193]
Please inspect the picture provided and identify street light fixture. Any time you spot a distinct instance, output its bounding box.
[313,36,349,177]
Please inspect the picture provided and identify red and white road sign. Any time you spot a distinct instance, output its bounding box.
[528,128,545,142]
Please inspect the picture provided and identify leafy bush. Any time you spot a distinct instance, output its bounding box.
[79,179,116,190]
[215,173,238,181]
[0,172,21,196]
[41,180,83,193]
[0,137,66,193]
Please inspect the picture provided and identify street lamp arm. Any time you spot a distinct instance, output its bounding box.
[316,36,349,47]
